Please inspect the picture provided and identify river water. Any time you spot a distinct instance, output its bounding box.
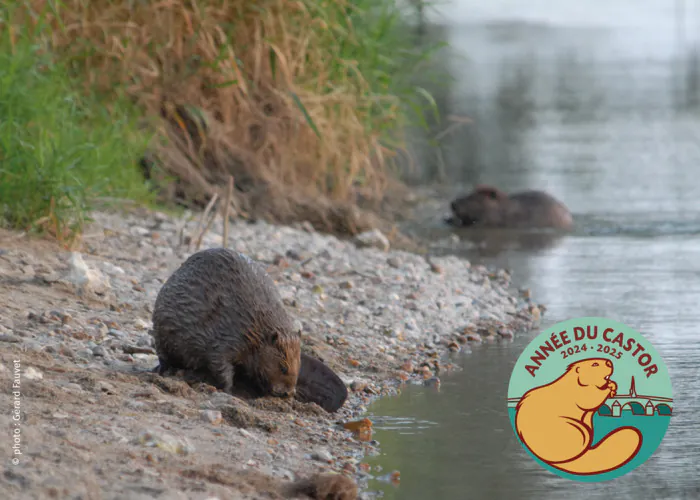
[363,1,700,498]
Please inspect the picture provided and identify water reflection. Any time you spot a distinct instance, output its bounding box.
[366,1,700,499]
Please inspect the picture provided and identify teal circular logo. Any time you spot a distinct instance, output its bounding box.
[507,317,673,482]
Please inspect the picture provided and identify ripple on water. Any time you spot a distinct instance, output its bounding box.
[367,415,439,435]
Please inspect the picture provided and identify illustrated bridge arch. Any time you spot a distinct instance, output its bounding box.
[597,376,673,416]
[507,376,674,417]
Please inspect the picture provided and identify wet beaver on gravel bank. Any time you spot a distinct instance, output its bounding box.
[151,247,348,412]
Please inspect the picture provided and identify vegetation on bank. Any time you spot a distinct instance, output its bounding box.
[1,0,444,241]
[0,13,153,246]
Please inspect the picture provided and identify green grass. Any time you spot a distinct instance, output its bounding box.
[0,21,152,243]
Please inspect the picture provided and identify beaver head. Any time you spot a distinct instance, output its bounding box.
[450,185,508,226]
[570,358,613,390]
[249,329,302,398]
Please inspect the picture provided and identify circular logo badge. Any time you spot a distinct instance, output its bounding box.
[507,317,673,482]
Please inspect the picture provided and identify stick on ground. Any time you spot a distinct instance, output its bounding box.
[222,176,234,248]
[189,193,219,251]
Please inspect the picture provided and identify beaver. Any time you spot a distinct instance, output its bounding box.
[515,358,642,475]
[151,247,301,399]
[448,184,574,230]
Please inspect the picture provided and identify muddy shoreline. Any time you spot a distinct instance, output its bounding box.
[0,206,543,499]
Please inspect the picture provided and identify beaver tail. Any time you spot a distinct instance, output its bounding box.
[550,426,642,475]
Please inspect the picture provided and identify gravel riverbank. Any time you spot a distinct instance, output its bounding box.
[0,206,543,499]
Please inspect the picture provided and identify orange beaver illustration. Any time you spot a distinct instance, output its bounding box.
[515,358,642,475]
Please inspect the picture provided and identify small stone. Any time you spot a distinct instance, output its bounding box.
[350,381,367,392]
[134,429,194,456]
[424,377,441,391]
[200,410,223,425]
[92,346,107,357]
[498,329,514,339]
[285,250,302,261]
[67,252,111,296]
[448,341,461,352]
[339,281,353,290]
[387,257,401,268]
[101,262,126,276]
[312,448,333,463]
[273,255,290,268]
[24,367,43,380]
[76,349,93,360]
[122,344,156,355]
[136,336,154,347]
[96,381,117,394]
[0,334,22,343]
[133,318,150,331]
[353,229,390,252]
[108,329,126,339]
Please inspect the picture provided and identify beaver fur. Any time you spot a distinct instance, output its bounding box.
[448,184,574,230]
[151,247,301,398]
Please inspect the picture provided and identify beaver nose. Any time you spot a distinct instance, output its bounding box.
[273,389,295,399]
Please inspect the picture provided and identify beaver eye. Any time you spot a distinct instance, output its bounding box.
[280,365,288,375]
[592,363,599,367]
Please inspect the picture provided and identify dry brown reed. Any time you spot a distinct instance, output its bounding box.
[15,0,414,235]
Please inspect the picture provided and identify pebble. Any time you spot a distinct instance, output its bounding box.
[92,346,107,357]
[200,410,224,425]
[67,252,111,296]
[311,448,334,463]
[136,335,153,347]
[134,319,151,331]
[108,329,127,339]
[386,257,401,268]
[76,349,93,360]
[24,367,43,380]
[134,430,194,456]
[353,229,390,252]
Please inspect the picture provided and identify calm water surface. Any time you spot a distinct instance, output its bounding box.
[363,1,700,498]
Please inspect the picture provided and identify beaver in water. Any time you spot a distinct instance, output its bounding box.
[447,184,574,230]
[151,247,302,399]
